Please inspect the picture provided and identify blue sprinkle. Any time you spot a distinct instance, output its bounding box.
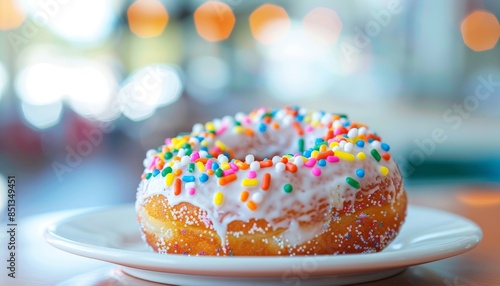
[212,162,219,170]
[356,168,365,178]
[200,146,208,152]
[296,114,304,122]
[315,138,324,143]
[318,159,327,167]
[182,175,195,182]
[153,169,160,177]
[368,138,374,143]
[303,150,312,157]
[258,123,266,132]
[199,173,209,183]
[381,142,390,151]
[356,140,365,148]
[343,121,350,127]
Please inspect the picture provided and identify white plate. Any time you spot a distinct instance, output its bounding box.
[44,205,482,286]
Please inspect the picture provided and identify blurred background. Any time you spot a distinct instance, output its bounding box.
[0,0,499,217]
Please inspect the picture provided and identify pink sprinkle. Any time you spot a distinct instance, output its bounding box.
[148,157,158,170]
[188,188,196,195]
[216,125,227,136]
[165,138,171,145]
[311,167,321,176]
[333,128,343,136]
[213,146,221,153]
[207,159,213,170]
[190,152,200,162]
[223,169,234,176]
[243,116,251,124]
[229,162,238,171]
[305,125,314,132]
[247,171,257,178]
[327,156,340,163]
[304,158,317,168]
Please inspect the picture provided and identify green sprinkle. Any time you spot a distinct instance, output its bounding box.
[145,173,152,180]
[283,184,293,193]
[161,166,172,177]
[371,149,381,162]
[183,143,191,149]
[235,121,241,126]
[185,149,192,156]
[188,163,195,173]
[164,152,173,160]
[346,177,360,189]
[215,168,224,178]
[298,138,305,153]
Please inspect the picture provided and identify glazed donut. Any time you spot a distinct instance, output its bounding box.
[136,107,407,256]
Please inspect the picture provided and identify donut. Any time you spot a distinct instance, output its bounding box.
[136,106,407,256]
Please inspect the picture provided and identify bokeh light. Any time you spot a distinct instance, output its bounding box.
[194,1,235,42]
[461,10,500,52]
[21,101,62,129]
[21,0,117,44]
[118,64,183,121]
[303,7,342,46]
[249,4,291,45]
[127,0,169,38]
[15,63,67,106]
[458,191,500,206]
[186,56,230,103]
[0,61,8,102]
[0,0,25,30]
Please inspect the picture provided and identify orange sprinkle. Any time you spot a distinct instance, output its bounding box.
[316,150,334,160]
[236,161,250,170]
[263,116,272,124]
[141,173,146,180]
[324,130,334,140]
[260,160,273,168]
[155,160,164,170]
[207,169,214,176]
[382,153,391,160]
[173,156,181,161]
[292,121,304,136]
[272,122,280,129]
[240,190,249,202]
[280,157,288,164]
[244,128,254,137]
[174,169,182,176]
[246,200,257,211]
[319,144,327,152]
[285,163,297,173]
[161,146,169,153]
[174,178,181,196]
[261,173,271,191]
[195,158,208,163]
[219,174,237,186]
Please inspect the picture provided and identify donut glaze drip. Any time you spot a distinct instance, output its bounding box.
[136,107,406,256]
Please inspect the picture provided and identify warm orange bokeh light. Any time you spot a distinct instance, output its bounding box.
[127,0,169,38]
[303,7,343,46]
[0,0,25,30]
[249,4,291,45]
[194,1,235,42]
[461,10,500,52]
[458,191,500,207]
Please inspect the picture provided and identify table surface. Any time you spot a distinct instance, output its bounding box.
[1,183,499,286]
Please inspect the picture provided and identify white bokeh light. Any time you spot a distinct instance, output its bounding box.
[0,62,8,102]
[15,63,67,105]
[119,64,183,121]
[21,101,63,129]
[186,56,230,103]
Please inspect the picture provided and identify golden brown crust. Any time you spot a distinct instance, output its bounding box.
[137,175,407,256]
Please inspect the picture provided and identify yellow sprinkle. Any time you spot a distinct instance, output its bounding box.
[215,140,227,151]
[214,191,224,205]
[205,122,215,131]
[221,162,230,170]
[242,179,259,187]
[335,151,355,161]
[380,166,389,176]
[201,140,208,147]
[311,150,319,158]
[169,161,174,167]
[234,126,244,134]
[329,142,339,148]
[196,161,205,172]
[304,115,311,123]
[166,173,174,186]
[357,152,366,160]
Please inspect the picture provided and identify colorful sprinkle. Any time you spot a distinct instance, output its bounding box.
[188,188,196,195]
[357,152,366,160]
[318,159,327,167]
[258,123,267,132]
[188,163,195,173]
[215,168,224,178]
[311,167,321,176]
[292,121,304,136]
[326,155,339,163]
[246,200,257,211]
[242,178,259,187]
[261,173,271,190]
[380,166,389,176]
[356,168,365,178]
[182,175,195,182]
[219,174,237,186]
[336,151,355,161]
[145,172,152,179]
[199,173,209,183]
[240,190,249,202]
[247,170,257,178]
[285,163,297,173]
[381,143,390,151]
[298,138,305,153]
[174,178,182,195]
[371,149,381,162]
[260,160,273,168]
[346,177,360,189]
[214,191,224,205]
[283,184,293,193]
[382,153,391,160]
[196,161,205,172]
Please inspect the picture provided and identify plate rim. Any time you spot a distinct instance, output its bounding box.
[44,204,483,276]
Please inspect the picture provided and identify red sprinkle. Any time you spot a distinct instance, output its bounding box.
[260,160,273,168]
[292,122,304,136]
[382,153,391,160]
[261,173,271,191]
[285,163,297,173]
